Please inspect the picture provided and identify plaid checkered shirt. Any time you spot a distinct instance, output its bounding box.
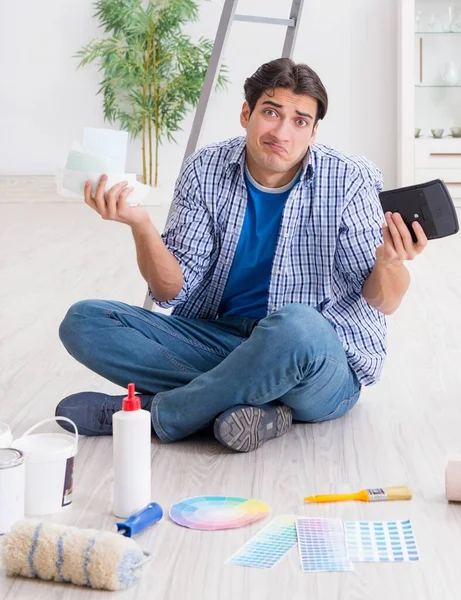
[150,136,386,385]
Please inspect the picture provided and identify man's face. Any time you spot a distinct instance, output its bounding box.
[240,87,319,176]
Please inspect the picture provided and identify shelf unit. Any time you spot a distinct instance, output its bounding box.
[398,0,461,204]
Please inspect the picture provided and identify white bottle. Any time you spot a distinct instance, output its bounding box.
[113,383,151,518]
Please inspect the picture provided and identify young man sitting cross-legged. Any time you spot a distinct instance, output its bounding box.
[56,58,427,452]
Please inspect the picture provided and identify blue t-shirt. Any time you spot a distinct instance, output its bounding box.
[219,166,301,319]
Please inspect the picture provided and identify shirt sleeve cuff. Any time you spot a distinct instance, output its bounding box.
[147,285,187,308]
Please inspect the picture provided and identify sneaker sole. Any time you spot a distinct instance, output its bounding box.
[213,404,292,453]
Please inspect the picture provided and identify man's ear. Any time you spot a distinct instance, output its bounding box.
[240,101,251,129]
[309,121,319,147]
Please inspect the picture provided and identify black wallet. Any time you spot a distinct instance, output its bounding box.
[379,179,459,242]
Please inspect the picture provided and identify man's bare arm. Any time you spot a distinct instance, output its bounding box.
[362,212,427,315]
[84,176,183,302]
[131,220,183,302]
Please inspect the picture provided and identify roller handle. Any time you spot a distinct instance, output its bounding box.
[116,502,163,537]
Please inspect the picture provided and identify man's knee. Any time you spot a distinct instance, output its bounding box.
[276,303,322,322]
[269,303,333,347]
[59,299,106,350]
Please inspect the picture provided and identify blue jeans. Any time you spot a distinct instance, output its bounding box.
[59,301,361,442]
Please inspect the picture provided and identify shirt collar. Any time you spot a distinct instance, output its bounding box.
[302,147,315,182]
[225,136,315,182]
[225,137,247,176]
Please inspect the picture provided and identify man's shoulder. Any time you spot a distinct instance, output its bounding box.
[184,136,245,174]
[312,143,383,192]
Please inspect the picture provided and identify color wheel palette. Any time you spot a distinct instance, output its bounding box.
[169,496,271,530]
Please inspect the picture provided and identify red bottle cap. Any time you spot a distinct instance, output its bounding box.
[122,383,141,411]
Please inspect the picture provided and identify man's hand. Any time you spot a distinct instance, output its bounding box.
[84,174,150,228]
[376,211,428,266]
[362,212,428,314]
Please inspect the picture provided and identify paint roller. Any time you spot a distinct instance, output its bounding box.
[0,502,163,591]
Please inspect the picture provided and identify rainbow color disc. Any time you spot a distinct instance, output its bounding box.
[169,495,271,530]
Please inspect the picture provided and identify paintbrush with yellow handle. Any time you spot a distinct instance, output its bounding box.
[304,486,412,503]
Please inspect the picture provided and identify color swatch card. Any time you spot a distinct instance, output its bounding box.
[227,515,298,569]
[296,518,354,572]
[169,496,270,531]
[344,520,419,562]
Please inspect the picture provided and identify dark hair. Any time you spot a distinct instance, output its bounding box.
[244,58,328,124]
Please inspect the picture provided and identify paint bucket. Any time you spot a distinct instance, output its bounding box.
[0,448,25,534]
[0,422,13,447]
[13,417,78,516]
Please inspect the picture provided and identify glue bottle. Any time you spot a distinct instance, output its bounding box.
[113,383,152,518]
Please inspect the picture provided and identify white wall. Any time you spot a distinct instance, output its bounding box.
[0,0,398,200]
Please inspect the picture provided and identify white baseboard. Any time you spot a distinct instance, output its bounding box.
[0,176,165,205]
[3,176,460,214]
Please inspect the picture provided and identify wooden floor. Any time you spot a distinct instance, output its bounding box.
[1,201,461,600]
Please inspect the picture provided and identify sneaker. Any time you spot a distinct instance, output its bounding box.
[55,392,153,436]
[213,404,292,452]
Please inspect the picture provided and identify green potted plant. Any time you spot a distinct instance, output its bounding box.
[76,0,228,186]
